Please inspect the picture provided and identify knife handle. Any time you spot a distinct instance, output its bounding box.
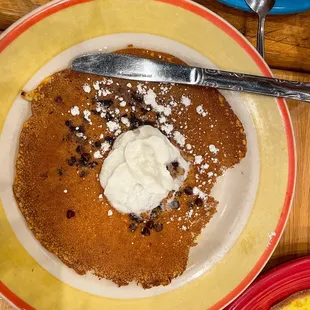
[197,68,310,103]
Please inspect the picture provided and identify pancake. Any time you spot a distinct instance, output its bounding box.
[13,48,247,288]
[271,290,310,310]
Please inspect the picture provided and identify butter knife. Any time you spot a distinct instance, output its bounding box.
[72,53,310,103]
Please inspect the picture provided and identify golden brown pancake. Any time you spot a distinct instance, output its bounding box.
[14,48,246,288]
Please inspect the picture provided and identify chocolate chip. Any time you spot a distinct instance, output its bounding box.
[131,92,143,103]
[66,210,75,219]
[170,199,180,209]
[81,153,91,162]
[188,201,195,208]
[79,154,90,167]
[129,114,143,129]
[141,227,150,236]
[105,136,115,145]
[57,168,63,176]
[184,187,193,195]
[166,162,181,178]
[65,120,71,127]
[98,99,113,108]
[105,112,113,121]
[76,145,82,153]
[94,141,101,148]
[175,191,182,197]
[54,96,63,104]
[67,156,76,166]
[77,125,85,133]
[171,161,179,169]
[79,170,87,178]
[21,90,26,98]
[129,223,137,232]
[146,220,155,229]
[154,223,163,232]
[129,213,143,223]
[88,161,98,168]
[195,198,203,206]
[79,158,87,166]
[69,125,76,132]
[151,206,162,218]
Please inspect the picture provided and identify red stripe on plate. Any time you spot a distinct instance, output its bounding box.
[0,281,35,310]
[0,0,296,309]
[0,0,93,54]
[227,257,310,309]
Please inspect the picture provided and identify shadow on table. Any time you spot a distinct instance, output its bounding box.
[265,242,310,272]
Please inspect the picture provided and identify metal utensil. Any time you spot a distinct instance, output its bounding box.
[245,0,275,57]
[72,53,310,103]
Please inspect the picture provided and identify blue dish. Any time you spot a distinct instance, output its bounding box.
[218,0,310,14]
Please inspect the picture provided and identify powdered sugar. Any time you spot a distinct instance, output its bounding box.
[209,144,219,154]
[76,132,87,140]
[159,116,166,124]
[137,83,147,95]
[173,131,186,147]
[161,123,174,135]
[193,187,208,200]
[163,106,172,116]
[99,89,111,97]
[94,150,103,159]
[83,83,91,93]
[93,81,100,90]
[70,106,80,116]
[121,117,130,127]
[143,89,172,116]
[107,121,120,132]
[196,105,208,117]
[101,141,111,153]
[181,95,191,107]
[194,155,203,164]
[83,109,92,124]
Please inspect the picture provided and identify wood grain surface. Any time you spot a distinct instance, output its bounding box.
[1,0,310,309]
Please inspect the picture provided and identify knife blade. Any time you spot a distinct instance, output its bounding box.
[72,53,199,84]
[72,53,310,103]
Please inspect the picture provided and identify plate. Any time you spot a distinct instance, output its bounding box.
[0,0,296,309]
[226,257,310,309]
[218,0,310,14]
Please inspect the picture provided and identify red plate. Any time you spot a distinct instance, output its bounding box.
[226,257,310,309]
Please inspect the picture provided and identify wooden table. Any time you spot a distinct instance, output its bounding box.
[1,0,310,308]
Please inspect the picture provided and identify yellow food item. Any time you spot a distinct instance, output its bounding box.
[271,290,310,310]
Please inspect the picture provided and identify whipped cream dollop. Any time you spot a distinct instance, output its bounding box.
[100,125,189,214]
